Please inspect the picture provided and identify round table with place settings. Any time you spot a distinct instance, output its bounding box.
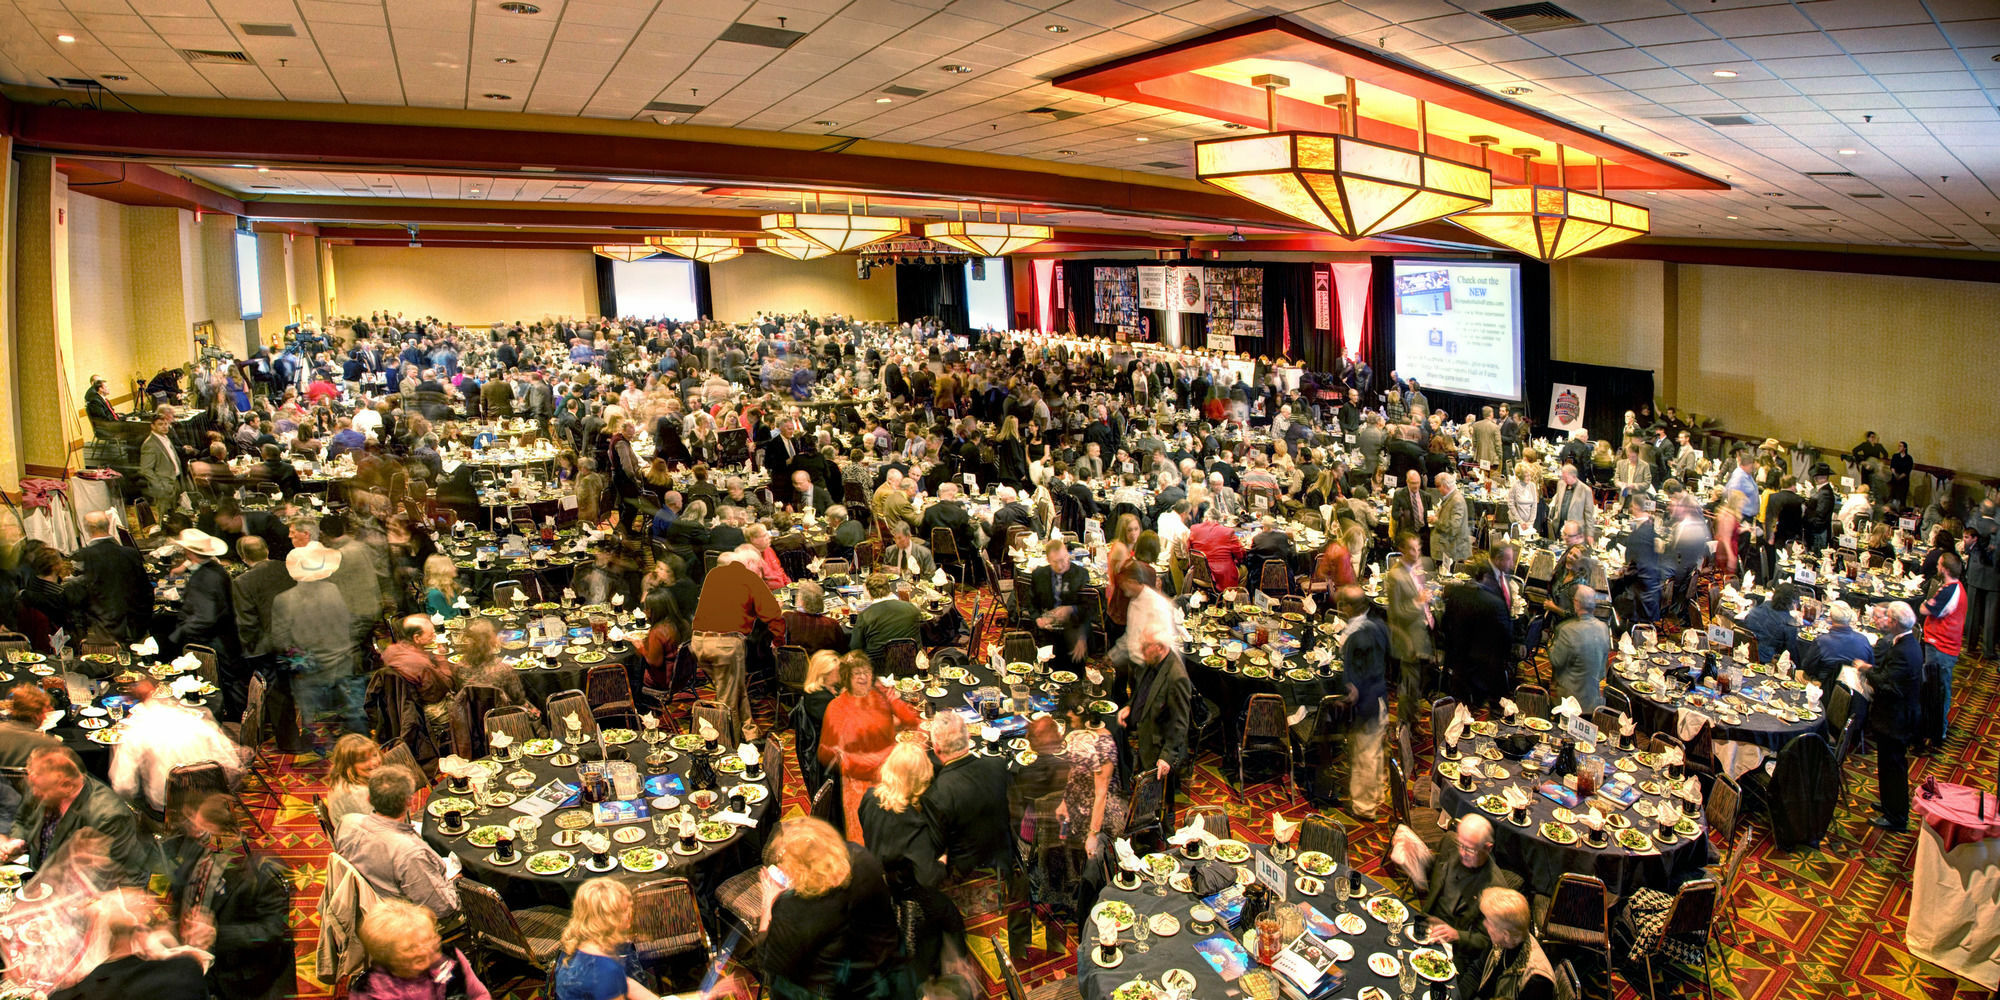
[1075,841,1460,1000]
[1429,715,1713,899]
[439,603,645,705]
[418,730,776,906]
[1606,644,1827,780]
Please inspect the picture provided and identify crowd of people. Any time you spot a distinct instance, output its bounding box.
[0,303,1971,1000]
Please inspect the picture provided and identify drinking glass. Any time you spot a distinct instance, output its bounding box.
[1151,865,1170,897]
[653,813,673,845]
[517,818,540,852]
[1132,916,1151,954]
[471,775,493,816]
[1399,953,1418,999]
[1334,873,1351,913]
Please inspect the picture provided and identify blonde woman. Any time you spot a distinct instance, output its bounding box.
[757,817,906,999]
[994,414,1029,488]
[325,733,382,825]
[453,617,531,708]
[552,878,658,1000]
[856,740,962,975]
[349,899,490,1000]
[423,553,462,619]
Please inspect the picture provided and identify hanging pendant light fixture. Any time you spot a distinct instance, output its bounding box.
[645,235,744,263]
[1446,143,1650,259]
[1195,76,1491,239]
[922,204,1052,255]
[760,193,904,253]
[756,236,836,261]
[592,245,657,262]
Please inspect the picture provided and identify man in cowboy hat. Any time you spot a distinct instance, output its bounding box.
[269,542,368,744]
[167,530,244,720]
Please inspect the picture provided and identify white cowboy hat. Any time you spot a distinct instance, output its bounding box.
[285,541,342,583]
[176,529,228,558]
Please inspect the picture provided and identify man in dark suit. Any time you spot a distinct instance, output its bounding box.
[919,482,978,565]
[1761,485,1805,581]
[168,530,245,718]
[1613,494,1668,629]
[762,420,808,504]
[1022,539,1094,672]
[1439,558,1514,709]
[204,499,291,562]
[1336,583,1393,819]
[786,470,835,517]
[1866,602,1925,831]
[64,511,152,650]
[3,745,158,887]
[1120,628,1191,829]
[232,535,295,721]
[1805,462,1838,550]
[986,487,1037,561]
[1248,518,1296,594]
[1394,814,1501,995]
[1390,469,1431,544]
[923,712,1013,877]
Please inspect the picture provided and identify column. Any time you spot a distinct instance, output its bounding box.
[11,154,85,477]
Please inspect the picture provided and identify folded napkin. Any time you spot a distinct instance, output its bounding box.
[131,636,159,657]
[1582,807,1606,831]
[931,568,949,586]
[171,652,202,674]
[1555,696,1582,720]
[981,725,1001,743]
[1036,645,1055,663]
[1085,666,1104,687]
[1804,682,1823,709]
[1188,591,1207,609]
[1301,593,1317,615]
[1775,649,1794,669]
[1620,714,1636,738]
[1662,745,1685,768]
[1392,825,1434,890]
[1658,801,1683,827]
[1272,812,1299,846]
[1446,704,1474,746]
[437,754,472,778]
[490,732,514,750]
[1742,571,1756,593]
[1114,837,1143,872]
[713,810,757,829]
[738,742,761,767]
[1681,776,1702,802]
[640,713,659,731]
[170,674,203,698]
[1167,816,1209,847]
[1499,698,1519,718]
[696,716,719,742]
[1619,632,1636,655]
[1503,785,1532,811]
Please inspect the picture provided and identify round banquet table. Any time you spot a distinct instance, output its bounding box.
[1076,843,1460,1000]
[419,735,775,907]
[1430,718,1712,899]
[1606,648,1826,779]
[441,606,645,706]
[1909,784,2000,989]
[773,578,965,651]
[1183,603,1344,740]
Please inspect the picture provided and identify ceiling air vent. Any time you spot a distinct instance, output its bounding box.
[1699,114,1757,126]
[644,101,705,114]
[1026,106,1083,120]
[249,184,282,190]
[1803,171,1854,178]
[1143,161,1186,170]
[1754,227,1787,232]
[717,21,805,49]
[46,76,100,88]
[181,48,253,64]
[1787,205,1834,211]
[1477,3,1584,34]
[882,85,927,98]
[239,23,296,37]
[1848,192,1885,199]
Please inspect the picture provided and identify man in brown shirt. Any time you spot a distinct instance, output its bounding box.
[690,545,786,742]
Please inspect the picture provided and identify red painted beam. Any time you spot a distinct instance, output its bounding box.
[1055,17,1729,192]
[56,157,246,215]
[317,227,637,246]
[10,103,1316,230]
[250,200,763,230]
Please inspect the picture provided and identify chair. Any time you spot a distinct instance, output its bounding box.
[183,643,220,689]
[854,539,880,572]
[693,698,738,745]
[1615,878,1718,1000]
[775,645,811,721]
[1824,682,1857,740]
[485,706,540,746]
[1298,693,1355,807]
[820,557,851,580]
[642,643,702,731]
[1299,813,1348,867]
[1535,872,1612,976]
[1120,769,1165,844]
[1603,684,1633,719]
[544,688,598,738]
[1711,826,1757,943]
[994,934,1082,1000]
[163,762,232,833]
[713,867,768,965]
[930,527,964,581]
[1512,683,1551,719]
[1554,959,1582,1000]
[450,684,505,760]
[1001,630,1039,668]
[457,878,565,973]
[1430,696,1459,747]
[584,664,640,728]
[809,772,844,835]
[1386,754,1411,827]
[228,674,280,805]
[1764,732,1838,850]
[1238,692,1296,796]
[1258,558,1290,596]
[630,877,709,964]
[881,637,919,678]
[1705,773,1742,846]
[1184,552,1218,595]
[1186,804,1230,840]
[312,795,336,843]
[0,632,29,657]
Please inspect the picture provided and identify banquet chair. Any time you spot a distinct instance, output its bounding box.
[1001,631,1039,669]
[1184,554,1218,596]
[1603,685,1634,721]
[318,852,380,985]
[930,527,964,582]
[491,579,525,609]
[1386,754,1412,827]
[714,865,766,961]
[994,934,1082,1000]
[981,552,1016,621]
[1298,813,1348,868]
[584,664,640,729]
[1535,872,1612,977]
[312,795,336,844]
[381,739,423,784]
[1648,733,1685,758]
[1258,558,1291,596]
[1280,595,1307,617]
[1185,803,1231,840]
[1824,683,1858,742]
[1762,732,1837,850]
[1120,770,1165,846]
[692,698,738,746]
[809,772,844,836]
[226,675,279,805]
[1711,826,1758,944]
[163,762,235,836]
[630,877,709,966]
[854,539,880,573]
[484,706,541,747]
[544,689,599,738]
[703,551,720,576]
[1238,692,1296,796]
[1614,877,1718,1000]
[0,631,38,658]
[1430,696,1459,747]
[457,878,565,976]
[1591,706,1624,741]
[1553,960,1582,1000]
[1511,683,1551,719]
[819,558,851,581]
[1298,694,1355,808]
[774,645,811,722]
[881,638,919,679]
[183,643,220,691]
[450,684,505,759]
[642,644,703,732]
[775,546,810,583]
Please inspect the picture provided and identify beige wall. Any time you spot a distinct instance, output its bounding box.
[707,253,897,323]
[1550,257,2000,476]
[329,245,597,324]
[64,191,139,405]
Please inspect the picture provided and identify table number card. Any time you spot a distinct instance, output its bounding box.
[1794,567,1818,586]
[1253,852,1287,902]
[1707,624,1737,650]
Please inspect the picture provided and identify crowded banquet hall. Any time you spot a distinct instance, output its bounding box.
[0,1,1997,998]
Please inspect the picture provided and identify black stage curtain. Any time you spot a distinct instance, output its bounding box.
[1060,262,1105,338]
[1262,262,1315,365]
[896,263,970,332]
[1546,360,1656,445]
[1367,256,1553,422]
[1176,310,1209,351]
[594,256,618,318]
[692,261,714,320]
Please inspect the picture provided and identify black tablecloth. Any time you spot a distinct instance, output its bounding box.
[443,610,642,706]
[1608,654,1825,754]
[420,739,774,907]
[1430,722,1711,898]
[1076,845,1460,1000]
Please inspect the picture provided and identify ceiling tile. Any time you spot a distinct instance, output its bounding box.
[1826,24,1949,53]
[1692,5,1818,38]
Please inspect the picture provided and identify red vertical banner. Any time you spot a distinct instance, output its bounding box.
[1313,265,1332,332]
[1032,258,1056,334]
[1331,261,1373,364]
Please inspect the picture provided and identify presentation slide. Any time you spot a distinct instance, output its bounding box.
[612,258,699,321]
[1389,259,1523,401]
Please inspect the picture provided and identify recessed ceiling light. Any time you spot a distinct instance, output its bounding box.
[1135,136,1149,142]
[56,33,75,43]
[814,120,836,126]
[1837,148,1857,155]
[1711,69,1739,78]
[1045,23,1068,32]
[1725,215,1739,219]
[1761,191,1782,196]
[1667,151,1689,157]
[1500,86,1532,95]
[941,64,970,74]
[494,57,517,64]
[1057,150,1077,156]
[1645,191,1658,195]
[875,97,892,103]
[498,1,540,13]
[483,93,512,100]
[102,74,126,81]
[256,166,269,172]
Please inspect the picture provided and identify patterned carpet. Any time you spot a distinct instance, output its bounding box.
[253,592,1998,1000]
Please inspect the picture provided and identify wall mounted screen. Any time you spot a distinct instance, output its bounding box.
[612,257,699,321]
[235,230,262,319]
[1389,259,1523,401]
[964,258,1009,331]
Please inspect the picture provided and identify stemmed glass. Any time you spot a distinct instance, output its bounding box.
[653,813,674,846]
[1398,950,1419,999]
[471,773,493,817]
[1334,872,1351,914]
[566,722,586,749]
[1131,915,1151,954]
[1150,863,1170,898]
[514,816,540,852]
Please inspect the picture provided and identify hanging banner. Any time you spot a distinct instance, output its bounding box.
[1137,266,1168,310]
[1169,265,1206,314]
[1548,382,1589,435]
[1313,266,1332,331]
[1053,262,1065,308]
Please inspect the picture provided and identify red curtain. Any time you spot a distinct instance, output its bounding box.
[1331,262,1373,366]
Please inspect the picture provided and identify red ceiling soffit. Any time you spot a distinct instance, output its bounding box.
[252,202,763,231]
[1053,16,1729,192]
[56,157,245,215]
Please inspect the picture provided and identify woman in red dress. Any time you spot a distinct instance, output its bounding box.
[816,651,921,840]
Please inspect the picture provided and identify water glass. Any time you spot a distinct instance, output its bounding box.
[1132,916,1151,954]
[1399,952,1418,999]
[1334,873,1351,912]
[516,818,541,852]
[1151,867,1171,897]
